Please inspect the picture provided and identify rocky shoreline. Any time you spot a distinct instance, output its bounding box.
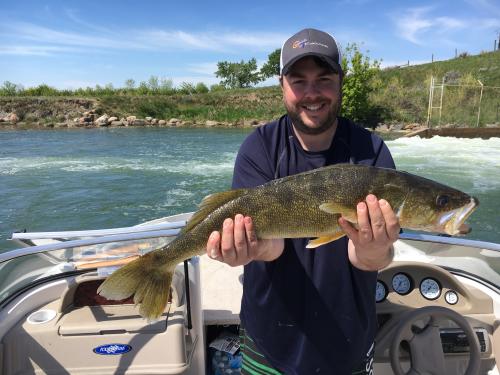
[0,109,269,129]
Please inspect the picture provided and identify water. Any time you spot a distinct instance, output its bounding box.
[1,128,499,252]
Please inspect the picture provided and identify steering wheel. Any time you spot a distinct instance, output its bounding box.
[390,306,481,375]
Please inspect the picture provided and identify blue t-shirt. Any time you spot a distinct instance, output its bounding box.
[232,115,395,374]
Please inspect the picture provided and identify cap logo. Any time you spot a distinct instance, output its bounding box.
[292,39,329,49]
[292,39,308,48]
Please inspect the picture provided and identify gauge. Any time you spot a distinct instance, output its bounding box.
[420,278,441,300]
[375,281,387,303]
[445,290,459,305]
[392,273,412,295]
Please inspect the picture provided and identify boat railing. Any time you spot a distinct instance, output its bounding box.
[1,229,182,263]
[399,233,500,252]
[10,220,188,240]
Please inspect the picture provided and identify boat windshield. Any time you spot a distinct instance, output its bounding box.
[0,235,176,307]
[394,234,500,288]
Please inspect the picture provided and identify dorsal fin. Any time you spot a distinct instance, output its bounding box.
[183,189,247,232]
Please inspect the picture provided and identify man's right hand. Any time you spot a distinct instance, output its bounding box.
[206,214,284,267]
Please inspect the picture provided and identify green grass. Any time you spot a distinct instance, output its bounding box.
[373,50,500,126]
[95,87,284,123]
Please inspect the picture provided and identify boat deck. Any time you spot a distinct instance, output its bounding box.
[199,255,243,325]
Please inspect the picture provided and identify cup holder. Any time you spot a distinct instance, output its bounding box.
[27,309,57,324]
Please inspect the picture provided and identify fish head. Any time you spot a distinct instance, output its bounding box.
[397,176,479,235]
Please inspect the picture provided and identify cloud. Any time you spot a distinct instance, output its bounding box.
[64,8,116,35]
[464,0,500,16]
[0,45,82,56]
[187,62,219,75]
[138,29,284,52]
[394,7,467,45]
[478,18,500,29]
[435,17,466,31]
[2,22,145,50]
[0,21,286,56]
[394,7,436,44]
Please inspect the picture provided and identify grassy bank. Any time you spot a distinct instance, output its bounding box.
[98,87,283,123]
[371,50,500,126]
[1,50,499,129]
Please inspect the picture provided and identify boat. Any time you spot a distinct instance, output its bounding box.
[1,213,499,374]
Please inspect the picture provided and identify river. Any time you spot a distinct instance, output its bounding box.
[1,128,499,252]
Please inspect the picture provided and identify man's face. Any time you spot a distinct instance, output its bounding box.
[281,57,341,135]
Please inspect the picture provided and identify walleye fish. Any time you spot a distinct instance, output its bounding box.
[97,164,478,319]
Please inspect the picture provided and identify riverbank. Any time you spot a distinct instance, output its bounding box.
[0,97,268,129]
[1,96,498,136]
[0,90,283,130]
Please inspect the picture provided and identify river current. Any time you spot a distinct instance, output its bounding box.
[1,128,499,252]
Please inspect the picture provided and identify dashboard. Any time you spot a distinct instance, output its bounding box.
[373,261,499,374]
[375,261,493,313]
[377,268,459,305]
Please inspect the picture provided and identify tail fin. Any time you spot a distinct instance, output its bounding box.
[97,249,174,320]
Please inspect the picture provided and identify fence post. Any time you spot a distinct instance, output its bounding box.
[476,80,484,127]
[427,76,434,128]
[438,77,444,127]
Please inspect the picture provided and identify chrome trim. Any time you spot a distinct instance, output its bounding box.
[11,220,187,240]
[0,229,181,263]
[399,233,500,252]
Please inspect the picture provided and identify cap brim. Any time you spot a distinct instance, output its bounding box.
[281,53,342,76]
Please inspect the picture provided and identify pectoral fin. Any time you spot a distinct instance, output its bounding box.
[306,232,346,249]
[319,203,358,223]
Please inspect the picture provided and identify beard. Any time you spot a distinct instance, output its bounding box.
[285,96,341,135]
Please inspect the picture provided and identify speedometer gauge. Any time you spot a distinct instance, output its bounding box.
[392,273,412,295]
[420,278,441,300]
[375,281,387,302]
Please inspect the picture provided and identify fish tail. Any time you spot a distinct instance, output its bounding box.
[97,248,175,320]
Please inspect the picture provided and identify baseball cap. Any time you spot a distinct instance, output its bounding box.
[280,28,342,76]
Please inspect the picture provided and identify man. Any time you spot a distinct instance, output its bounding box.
[206,28,399,374]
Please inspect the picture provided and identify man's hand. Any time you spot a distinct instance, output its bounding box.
[338,194,400,271]
[206,214,284,267]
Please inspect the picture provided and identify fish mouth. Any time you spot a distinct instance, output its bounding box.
[441,196,479,235]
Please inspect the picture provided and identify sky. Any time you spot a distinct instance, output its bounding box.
[1,0,499,90]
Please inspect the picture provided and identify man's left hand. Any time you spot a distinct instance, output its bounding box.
[338,194,400,271]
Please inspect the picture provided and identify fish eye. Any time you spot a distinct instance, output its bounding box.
[436,195,449,207]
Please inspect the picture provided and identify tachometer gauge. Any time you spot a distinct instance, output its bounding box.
[444,290,459,305]
[420,278,441,300]
[392,273,412,295]
[375,280,387,302]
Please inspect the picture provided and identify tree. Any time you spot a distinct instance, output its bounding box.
[0,81,20,96]
[148,76,160,92]
[124,79,136,89]
[340,44,381,126]
[159,78,174,93]
[195,82,209,94]
[215,58,262,89]
[178,81,196,95]
[260,48,281,78]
